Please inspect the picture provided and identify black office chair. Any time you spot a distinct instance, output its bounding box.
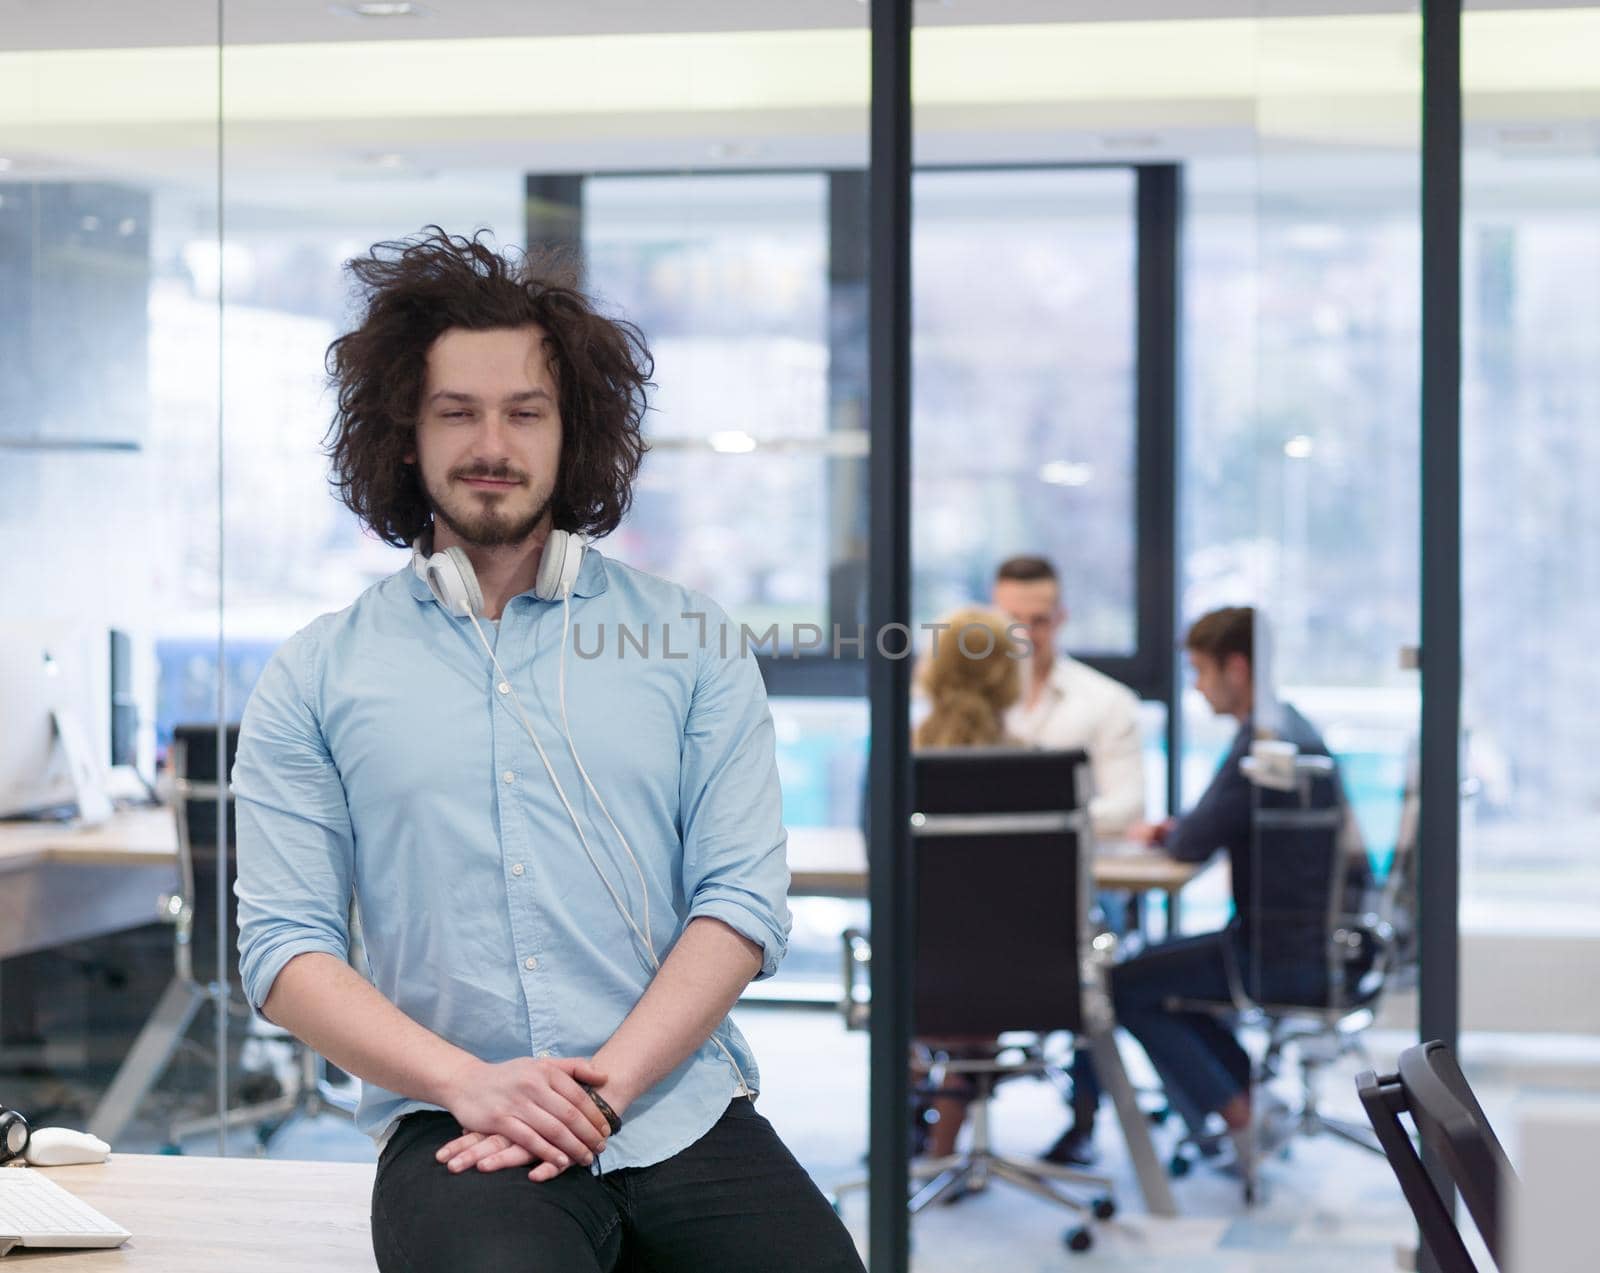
[1164,754,1393,1196]
[1357,1040,1517,1273]
[90,724,358,1147]
[836,749,1117,1253]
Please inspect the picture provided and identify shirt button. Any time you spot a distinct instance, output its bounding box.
[511,863,525,877]
[536,1050,552,1059]
[497,681,510,694]
[502,771,516,784]
[524,956,538,971]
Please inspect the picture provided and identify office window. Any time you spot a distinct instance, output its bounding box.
[911,167,1138,653]
[1181,156,1421,861]
[1460,157,1600,934]
[584,174,840,637]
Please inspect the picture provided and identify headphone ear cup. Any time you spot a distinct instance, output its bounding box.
[0,1108,29,1165]
[535,530,585,601]
[426,548,484,618]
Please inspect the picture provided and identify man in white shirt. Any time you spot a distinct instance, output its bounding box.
[993,555,1146,838]
[992,554,1147,1167]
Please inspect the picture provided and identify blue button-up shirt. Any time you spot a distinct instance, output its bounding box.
[233,548,791,1171]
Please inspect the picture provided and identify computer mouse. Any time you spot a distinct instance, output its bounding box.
[23,1127,111,1167]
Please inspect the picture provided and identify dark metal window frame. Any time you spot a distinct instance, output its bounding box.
[1420,1,1463,1263]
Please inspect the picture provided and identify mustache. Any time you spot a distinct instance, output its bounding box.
[451,465,527,483]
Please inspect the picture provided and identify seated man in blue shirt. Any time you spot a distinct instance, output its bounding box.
[233,229,864,1273]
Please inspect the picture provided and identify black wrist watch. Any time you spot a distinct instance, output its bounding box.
[580,1083,623,1136]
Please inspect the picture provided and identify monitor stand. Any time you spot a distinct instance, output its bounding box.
[51,708,113,828]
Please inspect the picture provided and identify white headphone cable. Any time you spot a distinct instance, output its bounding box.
[556,584,653,961]
[553,586,752,1095]
[466,612,657,973]
[465,597,754,1097]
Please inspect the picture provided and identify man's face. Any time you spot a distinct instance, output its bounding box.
[1188,649,1249,718]
[409,325,562,549]
[992,578,1063,666]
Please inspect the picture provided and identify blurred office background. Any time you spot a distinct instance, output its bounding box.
[2,2,1598,1268]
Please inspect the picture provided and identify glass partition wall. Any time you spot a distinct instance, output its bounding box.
[13,3,1597,1269]
[0,2,873,1221]
[901,4,1426,1266]
[0,7,224,1139]
[1458,4,1600,1232]
[213,0,874,1205]
[1243,4,1423,1260]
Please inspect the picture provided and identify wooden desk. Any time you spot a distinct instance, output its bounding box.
[0,808,179,960]
[785,827,872,899]
[1093,840,1212,934]
[3,1156,376,1269]
[787,826,1206,921]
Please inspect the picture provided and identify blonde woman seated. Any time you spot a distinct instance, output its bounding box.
[912,607,1022,1158]
[914,606,1022,751]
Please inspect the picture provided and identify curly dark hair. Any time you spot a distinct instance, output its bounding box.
[324,227,652,547]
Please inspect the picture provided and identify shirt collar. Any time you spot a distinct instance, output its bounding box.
[1040,654,1075,696]
[405,542,610,607]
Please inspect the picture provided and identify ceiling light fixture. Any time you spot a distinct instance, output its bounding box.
[709,431,758,454]
[1284,435,1315,460]
[708,141,762,162]
[1039,460,1093,487]
[331,2,426,18]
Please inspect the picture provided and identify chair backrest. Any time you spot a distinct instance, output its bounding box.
[1239,757,1349,1007]
[909,749,1090,1038]
[171,723,240,852]
[912,746,1088,817]
[170,723,241,986]
[1357,1040,1517,1273]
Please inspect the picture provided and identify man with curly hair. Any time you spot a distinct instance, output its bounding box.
[231,229,863,1272]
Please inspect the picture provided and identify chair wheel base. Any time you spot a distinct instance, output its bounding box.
[1168,1151,1192,1178]
[1092,1196,1116,1220]
[1064,1226,1093,1253]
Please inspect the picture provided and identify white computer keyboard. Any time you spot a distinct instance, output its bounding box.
[0,1168,131,1256]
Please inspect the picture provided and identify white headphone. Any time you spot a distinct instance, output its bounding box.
[411,527,585,619]
[410,525,753,1097]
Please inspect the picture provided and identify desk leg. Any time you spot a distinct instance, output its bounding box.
[1088,1027,1178,1217]
[1165,886,1182,938]
[88,977,208,1144]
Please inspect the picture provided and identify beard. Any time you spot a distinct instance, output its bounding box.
[426,464,555,548]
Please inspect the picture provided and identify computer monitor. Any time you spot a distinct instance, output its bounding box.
[0,622,111,820]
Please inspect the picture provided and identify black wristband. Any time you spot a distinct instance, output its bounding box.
[580,1083,623,1136]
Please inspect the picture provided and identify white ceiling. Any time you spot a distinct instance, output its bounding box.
[2,1,1598,220]
[0,1,1431,52]
[0,0,1590,52]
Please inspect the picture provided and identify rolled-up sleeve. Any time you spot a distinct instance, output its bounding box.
[677,611,791,980]
[232,625,356,1012]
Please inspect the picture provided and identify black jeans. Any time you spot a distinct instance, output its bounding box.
[371,1099,866,1273]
